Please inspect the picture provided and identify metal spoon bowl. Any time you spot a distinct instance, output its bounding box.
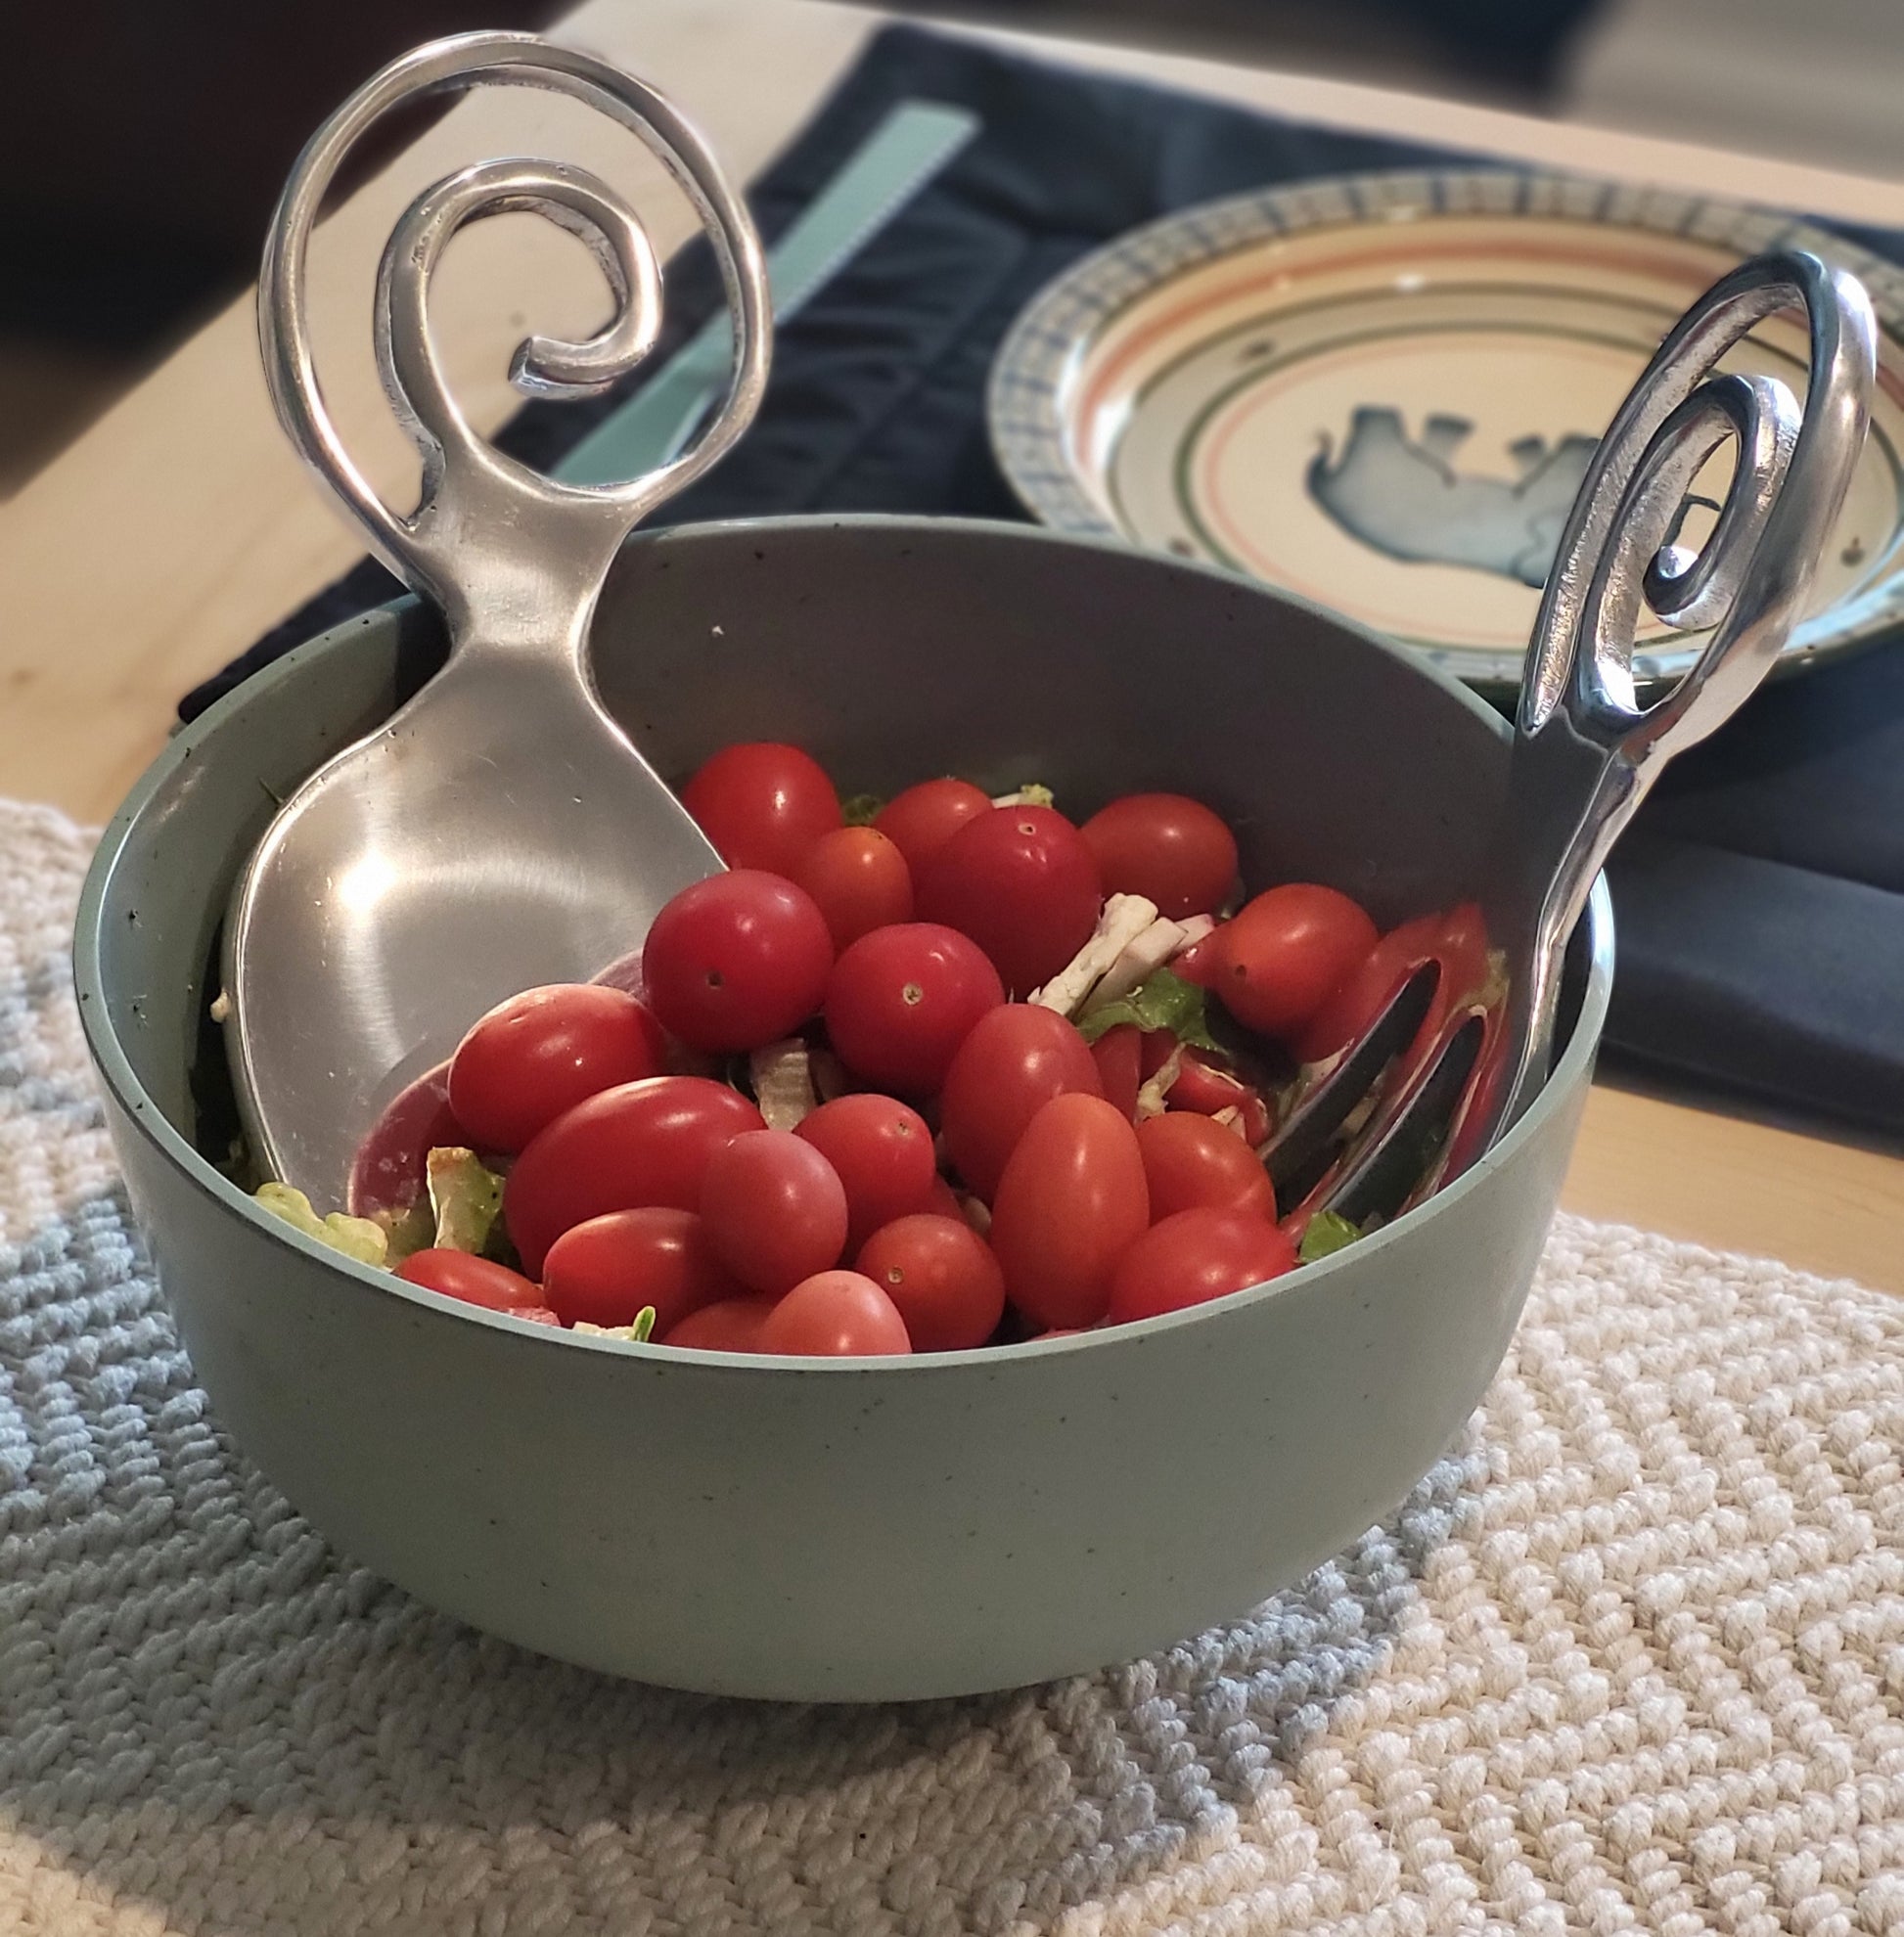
[223,32,768,1208]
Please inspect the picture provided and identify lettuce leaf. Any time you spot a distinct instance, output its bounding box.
[1297,1210,1362,1263]
[1074,967,1220,1053]
[254,1183,387,1267]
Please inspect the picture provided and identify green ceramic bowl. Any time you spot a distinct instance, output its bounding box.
[75,516,1609,1701]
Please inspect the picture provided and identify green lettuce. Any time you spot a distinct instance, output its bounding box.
[1298,1210,1362,1264]
[254,1183,387,1267]
[1076,968,1220,1053]
[427,1148,505,1255]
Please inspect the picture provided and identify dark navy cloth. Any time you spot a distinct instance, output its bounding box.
[179,23,1904,1142]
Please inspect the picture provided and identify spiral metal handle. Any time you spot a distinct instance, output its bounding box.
[1495,248,1876,1133]
[258,31,770,653]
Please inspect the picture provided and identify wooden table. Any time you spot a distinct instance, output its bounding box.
[2,0,1898,1288]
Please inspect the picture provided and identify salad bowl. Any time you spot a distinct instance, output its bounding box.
[76,515,1610,1701]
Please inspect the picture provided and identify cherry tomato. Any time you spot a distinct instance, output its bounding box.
[823,922,1004,1094]
[662,1294,778,1353]
[699,1130,849,1293]
[1211,883,1378,1040]
[1079,793,1239,921]
[855,1213,1006,1352]
[873,778,992,874]
[988,1093,1150,1331]
[925,1174,964,1220]
[1091,1022,1143,1121]
[642,871,834,1055]
[794,1093,938,1248]
[1170,931,1222,988]
[681,742,841,874]
[540,1206,738,1332]
[938,1003,1102,1200]
[1140,1029,1179,1079]
[396,1248,545,1312]
[757,1271,913,1357]
[1294,901,1491,1066]
[916,805,1103,996]
[447,983,667,1155]
[792,826,914,950]
[505,1076,764,1273]
[1136,1111,1276,1223]
[1166,1050,1273,1146]
[349,1064,469,1218]
[1106,1207,1296,1325]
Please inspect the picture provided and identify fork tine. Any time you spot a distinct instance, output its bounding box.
[1318,1005,1489,1229]
[1262,960,1440,1201]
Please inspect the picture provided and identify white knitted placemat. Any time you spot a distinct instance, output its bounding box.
[3,798,1901,1937]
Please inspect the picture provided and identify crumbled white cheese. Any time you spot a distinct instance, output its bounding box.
[990,783,1055,808]
[1171,914,1217,953]
[748,1039,818,1130]
[209,990,232,1023]
[1078,916,1188,1018]
[1208,1104,1249,1141]
[1030,894,1159,1015]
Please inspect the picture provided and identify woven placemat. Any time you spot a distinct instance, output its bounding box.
[3,798,1900,1936]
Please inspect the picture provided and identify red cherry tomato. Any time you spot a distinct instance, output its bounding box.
[938,1002,1102,1201]
[349,1064,469,1218]
[1091,1022,1143,1121]
[1211,883,1378,1040]
[396,1248,545,1312]
[1140,1029,1179,1079]
[541,1206,738,1332]
[642,871,834,1055]
[924,1173,964,1220]
[988,1093,1150,1331]
[1078,793,1239,921]
[1294,901,1492,1065]
[794,1093,939,1248]
[873,778,992,874]
[1107,1207,1296,1325]
[823,922,1004,1094]
[699,1130,849,1294]
[1136,1111,1276,1223]
[916,805,1103,996]
[1170,932,1222,988]
[447,983,667,1155]
[855,1213,1006,1352]
[757,1271,913,1356]
[1165,1050,1273,1146]
[792,827,914,950]
[504,1076,765,1273]
[681,742,841,874]
[662,1293,778,1353]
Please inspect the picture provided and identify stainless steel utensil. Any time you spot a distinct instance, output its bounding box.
[222,33,770,1209]
[1273,249,1877,1228]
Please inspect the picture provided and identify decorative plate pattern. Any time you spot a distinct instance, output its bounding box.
[989,169,1904,688]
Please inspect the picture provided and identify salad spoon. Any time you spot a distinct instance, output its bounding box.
[222,32,767,1210]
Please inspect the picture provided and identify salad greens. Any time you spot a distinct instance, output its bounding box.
[1075,967,1221,1054]
[427,1148,505,1254]
[1297,1210,1363,1263]
[254,1183,389,1267]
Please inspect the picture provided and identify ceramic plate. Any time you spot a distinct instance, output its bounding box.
[989,170,1904,688]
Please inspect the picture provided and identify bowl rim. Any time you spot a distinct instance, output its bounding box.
[74,511,1613,1373]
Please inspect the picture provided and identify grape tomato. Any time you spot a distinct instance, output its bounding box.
[988,1093,1149,1331]
[856,1213,1005,1352]
[663,1294,779,1353]
[504,1076,765,1273]
[397,1248,545,1313]
[1079,793,1238,921]
[938,1003,1102,1201]
[916,805,1102,996]
[794,1094,939,1248]
[872,778,991,872]
[1107,1208,1296,1325]
[642,872,834,1056]
[757,1271,912,1356]
[793,827,914,949]
[449,983,667,1155]
[1211,883,1378,1040]
[1136,1112,1276,1223]
[682,742,841,874]
[700,1130,849,1294]
[824,922,1004,1094]
[542,1206,737,1333]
